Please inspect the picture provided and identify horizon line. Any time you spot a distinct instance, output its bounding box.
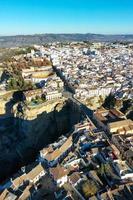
[0,32,133,37]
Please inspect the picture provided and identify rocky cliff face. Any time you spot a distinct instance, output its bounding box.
[0,98,82,182]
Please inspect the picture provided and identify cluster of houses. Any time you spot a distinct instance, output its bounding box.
[47,42,133,103]
[93,106,133,169]
[0,42,133,199]
[0,108,133,199]
[23,76,63,104]
[20,63,64,104]
[20,56,64,104]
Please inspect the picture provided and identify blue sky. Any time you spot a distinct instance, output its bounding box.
[0,0,133,35]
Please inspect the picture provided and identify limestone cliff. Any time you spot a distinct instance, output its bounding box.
[0,98,82,182]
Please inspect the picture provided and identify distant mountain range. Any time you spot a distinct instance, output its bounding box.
[0,33,133,48]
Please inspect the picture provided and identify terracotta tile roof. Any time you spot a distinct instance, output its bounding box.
[12,174,27,189]
[96,107,108,113]
[60,136,72,153]
[45,149,62,161]
[50,165,68,180]
[110,108,125,117]
[0,190,17,200]
[95,113,107,121]
[27,163,45,181]
[0,189,9,200]
[18,185,32,200]
[41,146,53,155]
[45,136,73,162]
[69,172,81,185]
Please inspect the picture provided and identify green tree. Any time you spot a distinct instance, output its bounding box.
[121,99,132,113]
[103,93,116,109]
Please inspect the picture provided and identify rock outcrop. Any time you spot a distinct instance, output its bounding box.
[0,97,82,182]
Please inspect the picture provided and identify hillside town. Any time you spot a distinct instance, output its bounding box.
[0,42,133,200]
[0,113,133,199]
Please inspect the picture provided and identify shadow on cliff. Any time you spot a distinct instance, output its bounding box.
[0,92,83,183]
